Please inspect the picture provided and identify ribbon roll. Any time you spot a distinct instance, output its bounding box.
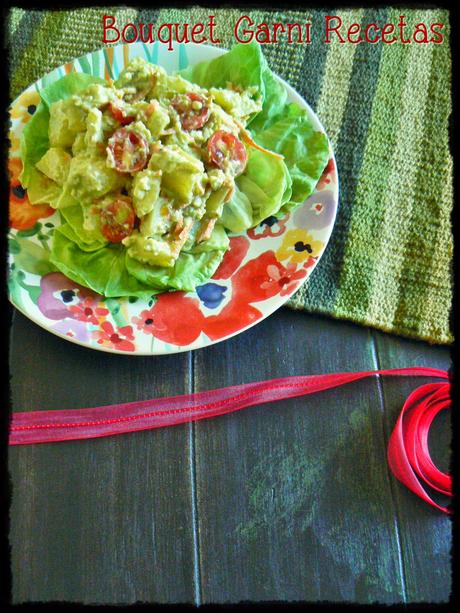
[387,381,451,514]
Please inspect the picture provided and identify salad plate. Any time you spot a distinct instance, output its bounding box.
[8,42,338,355]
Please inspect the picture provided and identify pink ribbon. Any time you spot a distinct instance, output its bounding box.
[9,367,451,514]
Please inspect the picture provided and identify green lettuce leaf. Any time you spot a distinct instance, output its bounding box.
[180,41,287,130]
[38,73,106,108]
[126,250,224,292]
[57,220,107,253]
[235,147,292,227]
[19,102,50,187]
[254,105,330,215]
[59,206,108,249]
[220,185,253,234]
[50,227,154,298]
[50,223,227,296]
[248,61,288,133]
[180,41,265,94]
[219,146,291,233]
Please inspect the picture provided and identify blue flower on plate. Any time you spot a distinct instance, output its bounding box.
[196,283,227,309]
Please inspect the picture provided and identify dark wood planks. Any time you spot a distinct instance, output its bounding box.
[9,309,452,604]
[192,310,416,604]
[372,331,452,603]
[9,311,197,604]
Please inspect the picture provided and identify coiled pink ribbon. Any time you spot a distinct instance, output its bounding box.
[9,367,451,514]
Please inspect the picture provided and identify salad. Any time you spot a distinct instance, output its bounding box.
[17,43,330,298]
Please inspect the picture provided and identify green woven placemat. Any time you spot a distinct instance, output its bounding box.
[7,7,453,345]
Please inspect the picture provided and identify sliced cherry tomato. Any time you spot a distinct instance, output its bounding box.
[208,131,248,177]
[107,127,149,173]
[108,102,135,126]
[171,93,210,131]
[100,196,136,243]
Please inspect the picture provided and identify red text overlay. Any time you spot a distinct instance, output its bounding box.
[102,14,445,49]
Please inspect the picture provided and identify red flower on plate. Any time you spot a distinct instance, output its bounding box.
[231,251,287,304]
[203,297,262,341]
[149,293,207,345]
[303,255,318,271]
[212,236,250,280]
[316,157,335,190]
[147,248,308,347]
[92,321,135,352]
[247,214,288,240]
[149,290,262,346]
[9,157,54,230]
[260,263,306,297]
[68,297,109,325]
[132,307,156,335]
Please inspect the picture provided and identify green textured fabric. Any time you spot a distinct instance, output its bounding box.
[7,7,453,344]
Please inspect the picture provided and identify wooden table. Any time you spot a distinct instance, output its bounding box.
[9,307,451,604]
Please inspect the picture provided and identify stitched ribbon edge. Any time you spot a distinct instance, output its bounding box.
[9,367,451,514]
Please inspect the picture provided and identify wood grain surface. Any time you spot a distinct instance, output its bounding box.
[8,308,452,604]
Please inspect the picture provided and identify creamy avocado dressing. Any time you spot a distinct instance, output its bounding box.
[33,56,262,268]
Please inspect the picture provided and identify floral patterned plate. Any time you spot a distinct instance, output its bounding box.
[8,42,338,355]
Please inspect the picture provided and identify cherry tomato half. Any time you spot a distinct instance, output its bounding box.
[107,127,149,173]
[100,196,136,243]
[208,131,248,177]
[108,102,135,126]
[171,93,210,131]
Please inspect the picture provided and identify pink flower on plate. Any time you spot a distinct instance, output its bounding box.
[50,318,90,343]
[92,321,135,352]
[68,297,109,325]
[132,308,156,335]
[261,262,307,297]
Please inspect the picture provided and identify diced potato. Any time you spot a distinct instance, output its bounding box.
[48,98,86,147]
[148,145,204,204]
[35,147,72,186]
[85,108,104,146]
[209,87,262,121]
[204,183,233,218]
[145,102,170,139]
[165,74,205,96]
[26,168,61,208]
[55,183,79,209]
[140,196,172,237]
[74,84,118,111]
[72,132,86,156]
[123,231,175,267]
[66,154,123,200]
[132,169,162,217]
[115,57,166,101]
